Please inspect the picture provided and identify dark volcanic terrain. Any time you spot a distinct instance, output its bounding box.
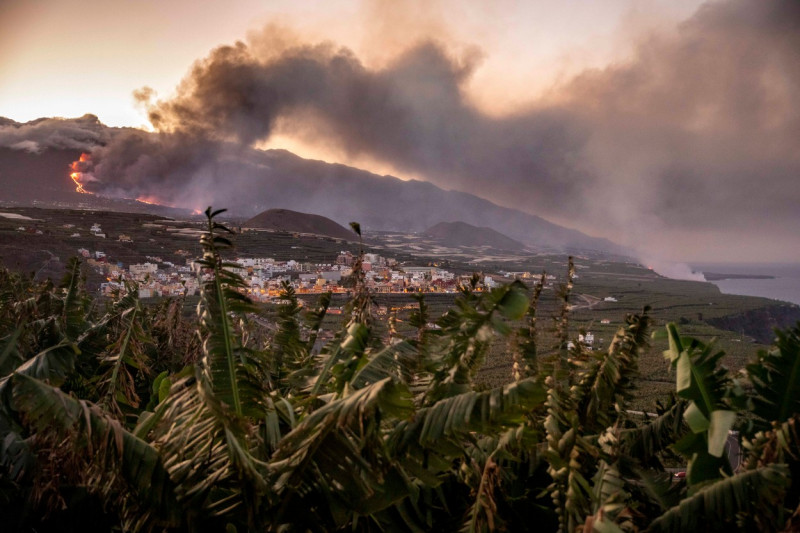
[0,116,627,255]
[244,208,354,240]
[424,221,524,250]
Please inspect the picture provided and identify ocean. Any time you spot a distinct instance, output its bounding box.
[690,263,800,306]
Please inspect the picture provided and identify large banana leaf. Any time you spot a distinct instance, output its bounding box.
[616,400,688,464]
[572,310,650,433]
[664,325,740,487]
[431,281,530,396]
[391,378,545,451]
[0,325,24,378]
[349,339,419,389]
[270,377,414,527]
[747,323,800,431]
[2,339,77,387]
[646,464,790,532]
[11,373,179,527]
[0,338,79,427]
[543,381,594,533]
[146,208,269,527]
[60,257,89,341]
[97,288,152,416]
[151,373,268,525]
[269,281,306,384]
[195,208,260,419]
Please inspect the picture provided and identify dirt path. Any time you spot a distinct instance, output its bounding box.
[571,293,602,310]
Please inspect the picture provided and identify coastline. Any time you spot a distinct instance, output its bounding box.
[692,263,800,307]
[702,272,775,281]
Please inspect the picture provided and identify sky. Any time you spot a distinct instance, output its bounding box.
[1,0,799,264]
[0,0,702,127]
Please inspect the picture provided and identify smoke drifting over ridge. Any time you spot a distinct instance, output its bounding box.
[8,0,797,260]
[131,36,588,211]
[0,114,112,153]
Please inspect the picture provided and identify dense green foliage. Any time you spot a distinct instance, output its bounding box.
[1,208,799,531]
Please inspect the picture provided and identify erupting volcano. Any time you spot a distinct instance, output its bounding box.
[69,153,92,194]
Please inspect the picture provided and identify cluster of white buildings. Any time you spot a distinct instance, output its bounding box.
[84,248,471,301]
[228,252,463,301]
[89,256,198,299]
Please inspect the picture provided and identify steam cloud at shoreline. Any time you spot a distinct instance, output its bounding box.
[641,258,706,282]
[2,0,799,261]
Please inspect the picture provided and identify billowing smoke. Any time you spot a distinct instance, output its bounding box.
[122,38,588,212]
[50,0,800,259]
[0,115,112,153]
[641,257,706,282]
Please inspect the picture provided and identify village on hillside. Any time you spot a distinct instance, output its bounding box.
[85,244,561,302]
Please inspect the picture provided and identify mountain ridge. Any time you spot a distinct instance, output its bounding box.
[0,115,630,256]
[244,208,354,240]
[424,221,524,250]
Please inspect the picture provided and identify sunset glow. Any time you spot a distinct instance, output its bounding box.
[1,0,799,262]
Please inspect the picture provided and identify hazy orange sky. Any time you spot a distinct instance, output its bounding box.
[0,0,702,127]
[2,0,799,264]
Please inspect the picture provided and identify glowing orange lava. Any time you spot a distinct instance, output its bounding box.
[136,196,182,208]
[69,153,92,194]
[70,172,87,193]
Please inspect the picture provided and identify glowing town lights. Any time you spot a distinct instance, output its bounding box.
[69,153,92,194]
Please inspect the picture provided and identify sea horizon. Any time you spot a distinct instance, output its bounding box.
[690,262,800,307]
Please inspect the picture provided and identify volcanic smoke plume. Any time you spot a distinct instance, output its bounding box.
[63,0,800,259]
[0,114,111,153]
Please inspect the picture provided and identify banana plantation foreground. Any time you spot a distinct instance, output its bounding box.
[2,208,800,532]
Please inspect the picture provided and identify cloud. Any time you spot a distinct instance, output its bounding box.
[0,114,112,152]
[641,257,706,282]
[43,0,800,260]
[92,34,590,212]
[557,0,800,233]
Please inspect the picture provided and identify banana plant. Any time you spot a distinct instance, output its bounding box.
[746,323,800,431]
[663,324,744,489]
[94,282,152,420]
[144,207,271,529]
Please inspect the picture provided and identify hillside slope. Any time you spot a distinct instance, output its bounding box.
[424,221,524,250]
[0,116,628,255]
[244,208,354,240]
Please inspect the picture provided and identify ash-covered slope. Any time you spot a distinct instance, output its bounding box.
[229,149,625,254]
[244,208,354,240]
[0,115,627,255]
[424,221,524,250]
[0,147,84,203]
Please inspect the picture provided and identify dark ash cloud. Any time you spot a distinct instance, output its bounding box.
[0,114,112,153]
[71,0,800,259]
[146,38,589,209]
